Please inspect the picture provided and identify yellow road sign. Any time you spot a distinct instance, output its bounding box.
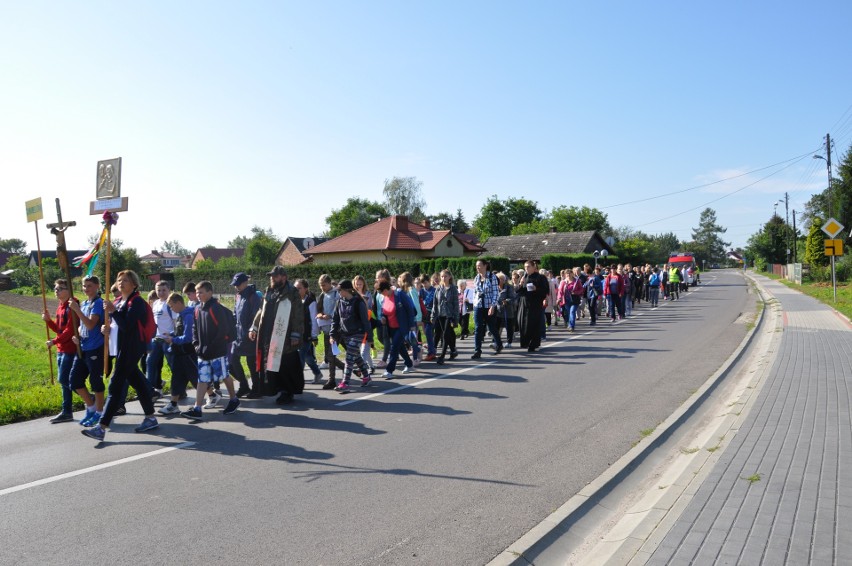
[822,218,844,239]
[825,239,844,256]
[25,197,43,222]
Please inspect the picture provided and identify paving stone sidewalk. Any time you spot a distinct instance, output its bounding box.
[648,275,852,565]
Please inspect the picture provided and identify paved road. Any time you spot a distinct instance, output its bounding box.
[0,271,750,565]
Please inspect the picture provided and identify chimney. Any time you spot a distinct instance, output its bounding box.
[423,219,431,229]
[391,215,408,231]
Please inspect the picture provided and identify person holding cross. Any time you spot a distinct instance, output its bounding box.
[82,270,159,441]
[43,279,80,424]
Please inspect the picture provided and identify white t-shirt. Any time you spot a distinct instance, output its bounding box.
[152,298,175,337]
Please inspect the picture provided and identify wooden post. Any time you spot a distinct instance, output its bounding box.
[103,224,112,376]
[26,198,54,384]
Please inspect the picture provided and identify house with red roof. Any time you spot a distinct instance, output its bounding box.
[304,215,485,265]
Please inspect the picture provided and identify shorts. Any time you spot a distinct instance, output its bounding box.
[197,356,230,384]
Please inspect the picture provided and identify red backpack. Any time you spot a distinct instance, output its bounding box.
[128,294,157,343]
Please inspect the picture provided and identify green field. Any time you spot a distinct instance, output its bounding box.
[0,304,76,424]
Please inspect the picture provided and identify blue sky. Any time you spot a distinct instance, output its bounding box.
[2,1,851,256]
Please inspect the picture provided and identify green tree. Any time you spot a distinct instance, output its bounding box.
[745,215,787,266]
[804,216,829,268]
[648,232,681,264]
[428,208,470,233]
[0,238,27,255]
[228,235,251,249]
[325,197,389,238]
[217,255,247,272]
[383,176,426,222]
[246,231,282,266]
[690,208,730,264]
[161,240,190,257]
[474,196,541,239]
[512,205,611,235]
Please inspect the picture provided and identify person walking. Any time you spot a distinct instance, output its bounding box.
[67,275,106,426]
[431,269,459,364]
[43,278,79,423]
[82,270,159,441]
[470,260,502,359]
[250,266,305,405]
[329,279,372,393]
[230,272,263,398]
[378,280,416,379]
[517,260,548,352]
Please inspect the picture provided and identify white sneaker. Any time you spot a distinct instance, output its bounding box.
[312,373,323,384]
[158,403,181,415]
[319,362,329,370]
[382,371,393,379]
[204,392,222,409]
[402,366,412,375]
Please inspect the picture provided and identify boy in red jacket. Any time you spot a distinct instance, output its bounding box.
[42,279,79,423]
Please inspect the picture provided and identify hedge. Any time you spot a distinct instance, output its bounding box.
[158,256,510,295]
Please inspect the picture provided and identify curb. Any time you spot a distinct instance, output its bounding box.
[488,273,769,566]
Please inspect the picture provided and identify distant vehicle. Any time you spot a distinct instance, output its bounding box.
[668,252,697,286]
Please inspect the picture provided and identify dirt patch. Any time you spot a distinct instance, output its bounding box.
[0,292,58,315]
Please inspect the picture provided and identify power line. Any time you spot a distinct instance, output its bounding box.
[634,154,809,228]
[601,149,819,209]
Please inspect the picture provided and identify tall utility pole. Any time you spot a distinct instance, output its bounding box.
[785,192,790,264]
[792,210,797,263]
[826,133,833,218]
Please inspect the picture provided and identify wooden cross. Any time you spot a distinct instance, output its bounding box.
[45,198,82,357]
[46,198,76,275]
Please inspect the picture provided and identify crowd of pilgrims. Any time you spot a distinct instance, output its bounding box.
[42,259,699,441]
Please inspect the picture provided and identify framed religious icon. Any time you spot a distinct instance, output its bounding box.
[96,157,122,199]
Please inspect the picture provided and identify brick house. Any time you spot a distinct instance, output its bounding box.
[274,236,329,266]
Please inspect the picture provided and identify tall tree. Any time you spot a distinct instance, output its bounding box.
[228,235,251,249]
[690,208,730,263]
[161,240,190,257]
[325,197,389,238]
[745,215,787,266]
[245,228,283,266]
[427,209,470,233]
[648,232,681,264]
[474,196,542,239]
[0,238,27,255]
[383,176,426,222]
[804,216,829,268]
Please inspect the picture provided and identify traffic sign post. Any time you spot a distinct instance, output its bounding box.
[821,219,845,303]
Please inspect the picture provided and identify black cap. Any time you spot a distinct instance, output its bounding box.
[266,266,287,277]
[337,279,355,293]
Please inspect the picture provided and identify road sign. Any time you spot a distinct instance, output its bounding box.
[825,239,844,257]
[821,218,844,238]
[25,197,43,222]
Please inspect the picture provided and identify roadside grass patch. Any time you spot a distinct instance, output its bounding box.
[742,473,761,484]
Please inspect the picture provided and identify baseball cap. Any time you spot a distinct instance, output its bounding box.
[230,272,250,286]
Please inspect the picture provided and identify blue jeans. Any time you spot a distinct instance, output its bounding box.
[146,339,172,391]
[422,321,436,355]
[473,307,501,353]
[299,341,321,376]
[568,298,580,329]
[386,326,413,374]
[56,351,75,415]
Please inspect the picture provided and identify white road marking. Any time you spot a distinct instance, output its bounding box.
[0,442,196,497]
